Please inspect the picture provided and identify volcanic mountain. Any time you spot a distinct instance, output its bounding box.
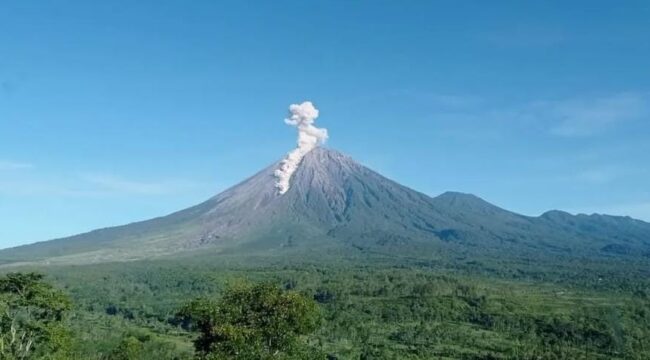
[1,147,649,266]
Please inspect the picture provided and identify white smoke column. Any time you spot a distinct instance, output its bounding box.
[274,101,328,194]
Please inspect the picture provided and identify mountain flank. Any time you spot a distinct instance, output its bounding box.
[1,147,649,266]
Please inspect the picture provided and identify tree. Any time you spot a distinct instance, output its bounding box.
[108,336,144,360]
[178,282,323,359]
[0,272,72,359]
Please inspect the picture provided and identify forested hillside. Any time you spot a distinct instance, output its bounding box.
[4,250,648,359]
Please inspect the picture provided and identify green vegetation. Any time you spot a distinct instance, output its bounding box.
[178,282,322,359]
[1,148,649,358]
[0,272,72,359]
[2,253,649,359]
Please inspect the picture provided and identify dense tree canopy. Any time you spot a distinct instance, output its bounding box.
[1,256,649,359]
[0,272,72,359]
[178,282,323,359]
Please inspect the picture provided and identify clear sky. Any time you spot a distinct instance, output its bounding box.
[1,1,649,249]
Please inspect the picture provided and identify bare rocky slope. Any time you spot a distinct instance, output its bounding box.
[1,147,649,266]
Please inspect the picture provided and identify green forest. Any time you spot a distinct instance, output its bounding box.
[1,252,649,360]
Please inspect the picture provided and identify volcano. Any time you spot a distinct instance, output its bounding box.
[1,147,649,266]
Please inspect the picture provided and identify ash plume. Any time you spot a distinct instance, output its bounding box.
[274,101,328,194]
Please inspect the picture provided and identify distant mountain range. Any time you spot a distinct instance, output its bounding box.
[1,147,649,266]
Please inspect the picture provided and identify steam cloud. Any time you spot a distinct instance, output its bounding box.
[274,101,328,194]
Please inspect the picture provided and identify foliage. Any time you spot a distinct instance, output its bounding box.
[0,272,72,359]
[4,249,649,359]
[107,335,144,360]
[178,282,322,359]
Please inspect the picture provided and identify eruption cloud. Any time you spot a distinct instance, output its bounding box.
[274,101,328,194]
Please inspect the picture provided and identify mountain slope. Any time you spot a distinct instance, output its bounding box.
[1,147,649,266]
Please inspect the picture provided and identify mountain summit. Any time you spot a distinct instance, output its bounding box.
[2,147,649,266]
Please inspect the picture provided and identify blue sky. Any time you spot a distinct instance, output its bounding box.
[1,1,649,249]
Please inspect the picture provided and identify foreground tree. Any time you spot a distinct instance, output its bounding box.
[178,282,323,359]
[107,336,144,360]
[0,272,72,359]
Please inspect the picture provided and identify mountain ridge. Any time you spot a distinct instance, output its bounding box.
[1,147,649,266]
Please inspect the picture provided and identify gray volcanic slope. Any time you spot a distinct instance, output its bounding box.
[1,147,649,265]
